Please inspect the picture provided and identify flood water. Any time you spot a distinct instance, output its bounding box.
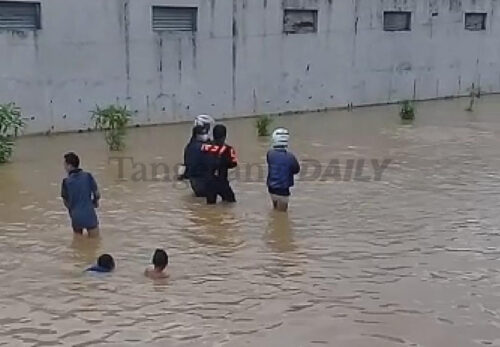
[1,96,500,346]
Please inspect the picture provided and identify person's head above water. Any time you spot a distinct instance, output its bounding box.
[97,254,115,271]
[64,152,80,173]
[192,124,209,143]
[212,124,227,145]
[272,128,290,149]
[87,254,115,273]
[152,249,168,271]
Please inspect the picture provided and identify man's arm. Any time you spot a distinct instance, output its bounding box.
[61,180,70,210]
[291,154,300,175]
[180,144,191,180]
[227,147,238,169]
[89,174,101,208]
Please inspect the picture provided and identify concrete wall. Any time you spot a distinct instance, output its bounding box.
[0,0,499,134]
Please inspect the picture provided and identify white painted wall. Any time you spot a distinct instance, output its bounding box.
[0,0,498,134]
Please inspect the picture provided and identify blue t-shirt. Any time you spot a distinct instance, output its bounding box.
[61,169,99,229]
[86,265,112,273]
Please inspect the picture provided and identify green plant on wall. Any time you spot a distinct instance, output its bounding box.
[0,103,25,164]
[400,100,415,121]
[91,105,132,151]
[255,115,273,136]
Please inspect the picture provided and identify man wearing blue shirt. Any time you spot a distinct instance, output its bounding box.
[61,152,100,237]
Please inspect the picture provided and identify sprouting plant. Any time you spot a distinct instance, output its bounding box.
[91,105,132,151]
[255,115,273,136]
[0,103,25,163]
[400,100,415,121]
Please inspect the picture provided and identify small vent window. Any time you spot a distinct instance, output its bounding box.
[465,13,486,31]
[283,9,318,34]
[383,11,411,31]
[0,1,41,30]
[152,6,197,32]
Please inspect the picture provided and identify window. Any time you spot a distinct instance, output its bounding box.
[283,9,318,34]
[383,11,411,31]
[465,13,486,31]
[152,6,197,32]
[0,1,40,30]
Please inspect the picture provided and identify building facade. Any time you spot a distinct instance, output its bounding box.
[0,0,498,134]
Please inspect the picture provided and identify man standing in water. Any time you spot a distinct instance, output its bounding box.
[178,115,214,197]
[183,125,210,197]
[202,124,238,204]
[266,128,300,212]
[61,152,100,237]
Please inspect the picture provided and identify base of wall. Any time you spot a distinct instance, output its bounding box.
[18,92,498,138]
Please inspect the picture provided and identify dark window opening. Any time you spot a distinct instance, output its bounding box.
[465,13,486,31]
[283,9,318,34]
[152,6,197,32]
[0,1,41,30]
[383,11,411,31]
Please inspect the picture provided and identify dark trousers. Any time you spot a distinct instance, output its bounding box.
[206,179,236,204]
[190,178,207,197]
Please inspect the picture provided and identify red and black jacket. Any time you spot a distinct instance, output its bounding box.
[201,143,238,180]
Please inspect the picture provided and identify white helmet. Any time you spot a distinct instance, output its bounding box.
[272,128,290,149]
[194,114,215,131]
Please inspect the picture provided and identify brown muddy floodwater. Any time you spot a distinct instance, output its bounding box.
[1,96,500,347]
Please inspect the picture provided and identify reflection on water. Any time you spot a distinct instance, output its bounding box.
[70,234,102,265]
[265,211,296,253]
[182,196,243,251]
[1,96,500,345]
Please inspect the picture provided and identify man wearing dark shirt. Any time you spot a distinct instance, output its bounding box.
[61,152,100,237]
[201,125,238,205]
[182,125,210,197]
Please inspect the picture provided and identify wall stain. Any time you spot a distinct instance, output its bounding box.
[178,37,182,85]
[192,35,197,70]
[123,0,131,98]
[210,0,216,38]
[158,36,164,93]
[232,0,238,110]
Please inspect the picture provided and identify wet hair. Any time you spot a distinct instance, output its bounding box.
[97,254,115,271]
[152,249,168,270]
[64,152,80,169]
[212,124,227,142]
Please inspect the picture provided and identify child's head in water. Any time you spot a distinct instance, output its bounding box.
[153,249,168,270]
[87,254,115,273]
[98,254,115,271]
[145,249,169,279]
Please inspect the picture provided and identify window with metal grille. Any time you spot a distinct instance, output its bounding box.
[283,9,318,34]
[383,11,411,31]
[0,1,40,30]
[152,6,197,32]
[465,13,486,31]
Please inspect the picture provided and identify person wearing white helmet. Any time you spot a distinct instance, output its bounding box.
[177,115,215,196]
[266,128,300,211]
[194,114,215,139]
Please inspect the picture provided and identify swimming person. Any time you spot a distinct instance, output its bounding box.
[181,125,211,197]
[202,124,238,204]
[267,128,300,212]
[86,254,115,273]
[61,152,101,237]
[145,249,169,279]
